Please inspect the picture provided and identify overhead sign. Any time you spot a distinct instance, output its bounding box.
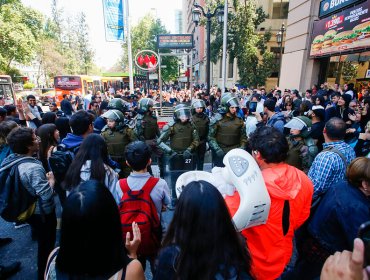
[102,0,124,42]
[157,34,194,49]
[319,0,363,17]
[310,1,370,57]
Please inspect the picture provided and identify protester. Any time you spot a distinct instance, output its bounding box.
[63,134,120,203]
[154,181,253,280]
[254,98,286,133]
[36,124,60,172]
[0,120,18,164]
[25,95,42,129]
[308,117,356,199]
[5,127,56,280]
[225,126,313,279]
[41,112,57,125]
[60,94,73,117]
[45,180,144,280]
[291,157,370,279]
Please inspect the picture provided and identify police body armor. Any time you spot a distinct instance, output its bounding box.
[192,114,209,142]
[170,122,194,152]
[216,115,243,152]
[142,114,159,140]
[102,128,131,163]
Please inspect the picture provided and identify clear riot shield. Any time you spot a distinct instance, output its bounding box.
[164,153,196,208]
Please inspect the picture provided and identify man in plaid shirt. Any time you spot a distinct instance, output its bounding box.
[308,117,356,199]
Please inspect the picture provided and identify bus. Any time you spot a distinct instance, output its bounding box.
[54,75,97,104]
[0,75,16,105]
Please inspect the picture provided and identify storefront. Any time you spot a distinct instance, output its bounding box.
[310,0,370,92]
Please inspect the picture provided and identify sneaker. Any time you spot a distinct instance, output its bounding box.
[0,238,12,248]
[13,222,29,229]
[0,262,21,279]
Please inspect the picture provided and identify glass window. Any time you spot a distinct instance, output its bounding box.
[228,61,234,78]
[272,0,289,19]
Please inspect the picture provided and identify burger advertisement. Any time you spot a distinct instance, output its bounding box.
[310,0,370,57]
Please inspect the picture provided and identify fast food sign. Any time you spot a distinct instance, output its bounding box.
[310,0,370,57]
[319,0,363,17]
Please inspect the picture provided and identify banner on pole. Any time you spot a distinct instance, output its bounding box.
[102,0,124,42]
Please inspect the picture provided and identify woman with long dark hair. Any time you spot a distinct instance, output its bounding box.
[62,134,120,203]
[36,124,59,172]
[154,181,253,280]
[45,180,144,279]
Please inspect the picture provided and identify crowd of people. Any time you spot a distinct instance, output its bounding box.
[0,82,369,280]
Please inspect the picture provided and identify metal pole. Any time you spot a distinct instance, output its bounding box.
[221,0,228,94]
[206,17,211,96]
[278,41,283,87]
[124,0,134,94]
[159,54,162,111]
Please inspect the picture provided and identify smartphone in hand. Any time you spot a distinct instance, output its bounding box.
[249,102,257,115]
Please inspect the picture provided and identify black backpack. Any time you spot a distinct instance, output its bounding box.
[0,157,38,222]
[48,144,79,184]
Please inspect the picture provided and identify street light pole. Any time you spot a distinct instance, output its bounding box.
[192,3,224,96]
[276,23,285,87]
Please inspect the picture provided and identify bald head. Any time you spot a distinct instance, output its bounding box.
[325,117,346,141]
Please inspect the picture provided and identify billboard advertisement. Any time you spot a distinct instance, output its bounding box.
[157,34,194,49]
[319,0,363,17]
[310,0,370,57]
[102,0,124,42]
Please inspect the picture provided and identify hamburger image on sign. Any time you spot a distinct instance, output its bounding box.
[312,35,325,52]
[331,30,357,47]
[353,21,370,48]
[322,30,337,49]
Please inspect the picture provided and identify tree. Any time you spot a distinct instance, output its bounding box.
[341,62,358,83]
[208,0,275,88]
[0,1,43,74]
[122,14,178,83]
[75,12,94,74]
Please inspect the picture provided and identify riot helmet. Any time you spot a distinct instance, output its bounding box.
[220,92,239,113]
[138,98,155,114]
[174,104,191,122]
[102,109,126,130]
[191,99,206,114]
[107,98,129,113]
[284,116,312,138]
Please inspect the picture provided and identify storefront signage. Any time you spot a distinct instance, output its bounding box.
[310,1,370,57]
[319,0,363,17]
[157,34,194,49]
[366,69,370,77]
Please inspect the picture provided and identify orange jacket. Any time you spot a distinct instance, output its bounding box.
[225,163,313,280]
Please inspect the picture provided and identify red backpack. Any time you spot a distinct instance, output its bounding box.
[119,177,161,256]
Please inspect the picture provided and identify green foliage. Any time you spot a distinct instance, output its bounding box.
[23,82,35,89]
[122,14,178,83]
[0,2,43,72]
[208,0,275,87]
[341,62,358,83]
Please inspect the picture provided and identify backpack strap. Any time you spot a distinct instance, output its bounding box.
[141,177,160,194]
[119,178,130,194]
[323,146,347,166]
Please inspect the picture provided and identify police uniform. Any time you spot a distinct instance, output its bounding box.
[208,93,247,167]
[191,112,209,170]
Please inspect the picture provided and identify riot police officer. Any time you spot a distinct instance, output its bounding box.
[135,98,164,177]
[191,99,210,170]
[208,92,247,167]
[101,109,137,178]
[157,104,199,207]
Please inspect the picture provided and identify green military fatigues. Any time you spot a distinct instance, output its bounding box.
[101,126,137,178]
[191,112,209,170]
[208,113,247,167]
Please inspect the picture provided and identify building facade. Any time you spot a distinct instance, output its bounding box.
[281,0,370,93]
[182,0,288,90]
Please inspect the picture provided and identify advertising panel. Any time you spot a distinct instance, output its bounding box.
[319,0,363,17]
[157,34,194,49]
[310,1,370,57]
[102,0,124,42]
